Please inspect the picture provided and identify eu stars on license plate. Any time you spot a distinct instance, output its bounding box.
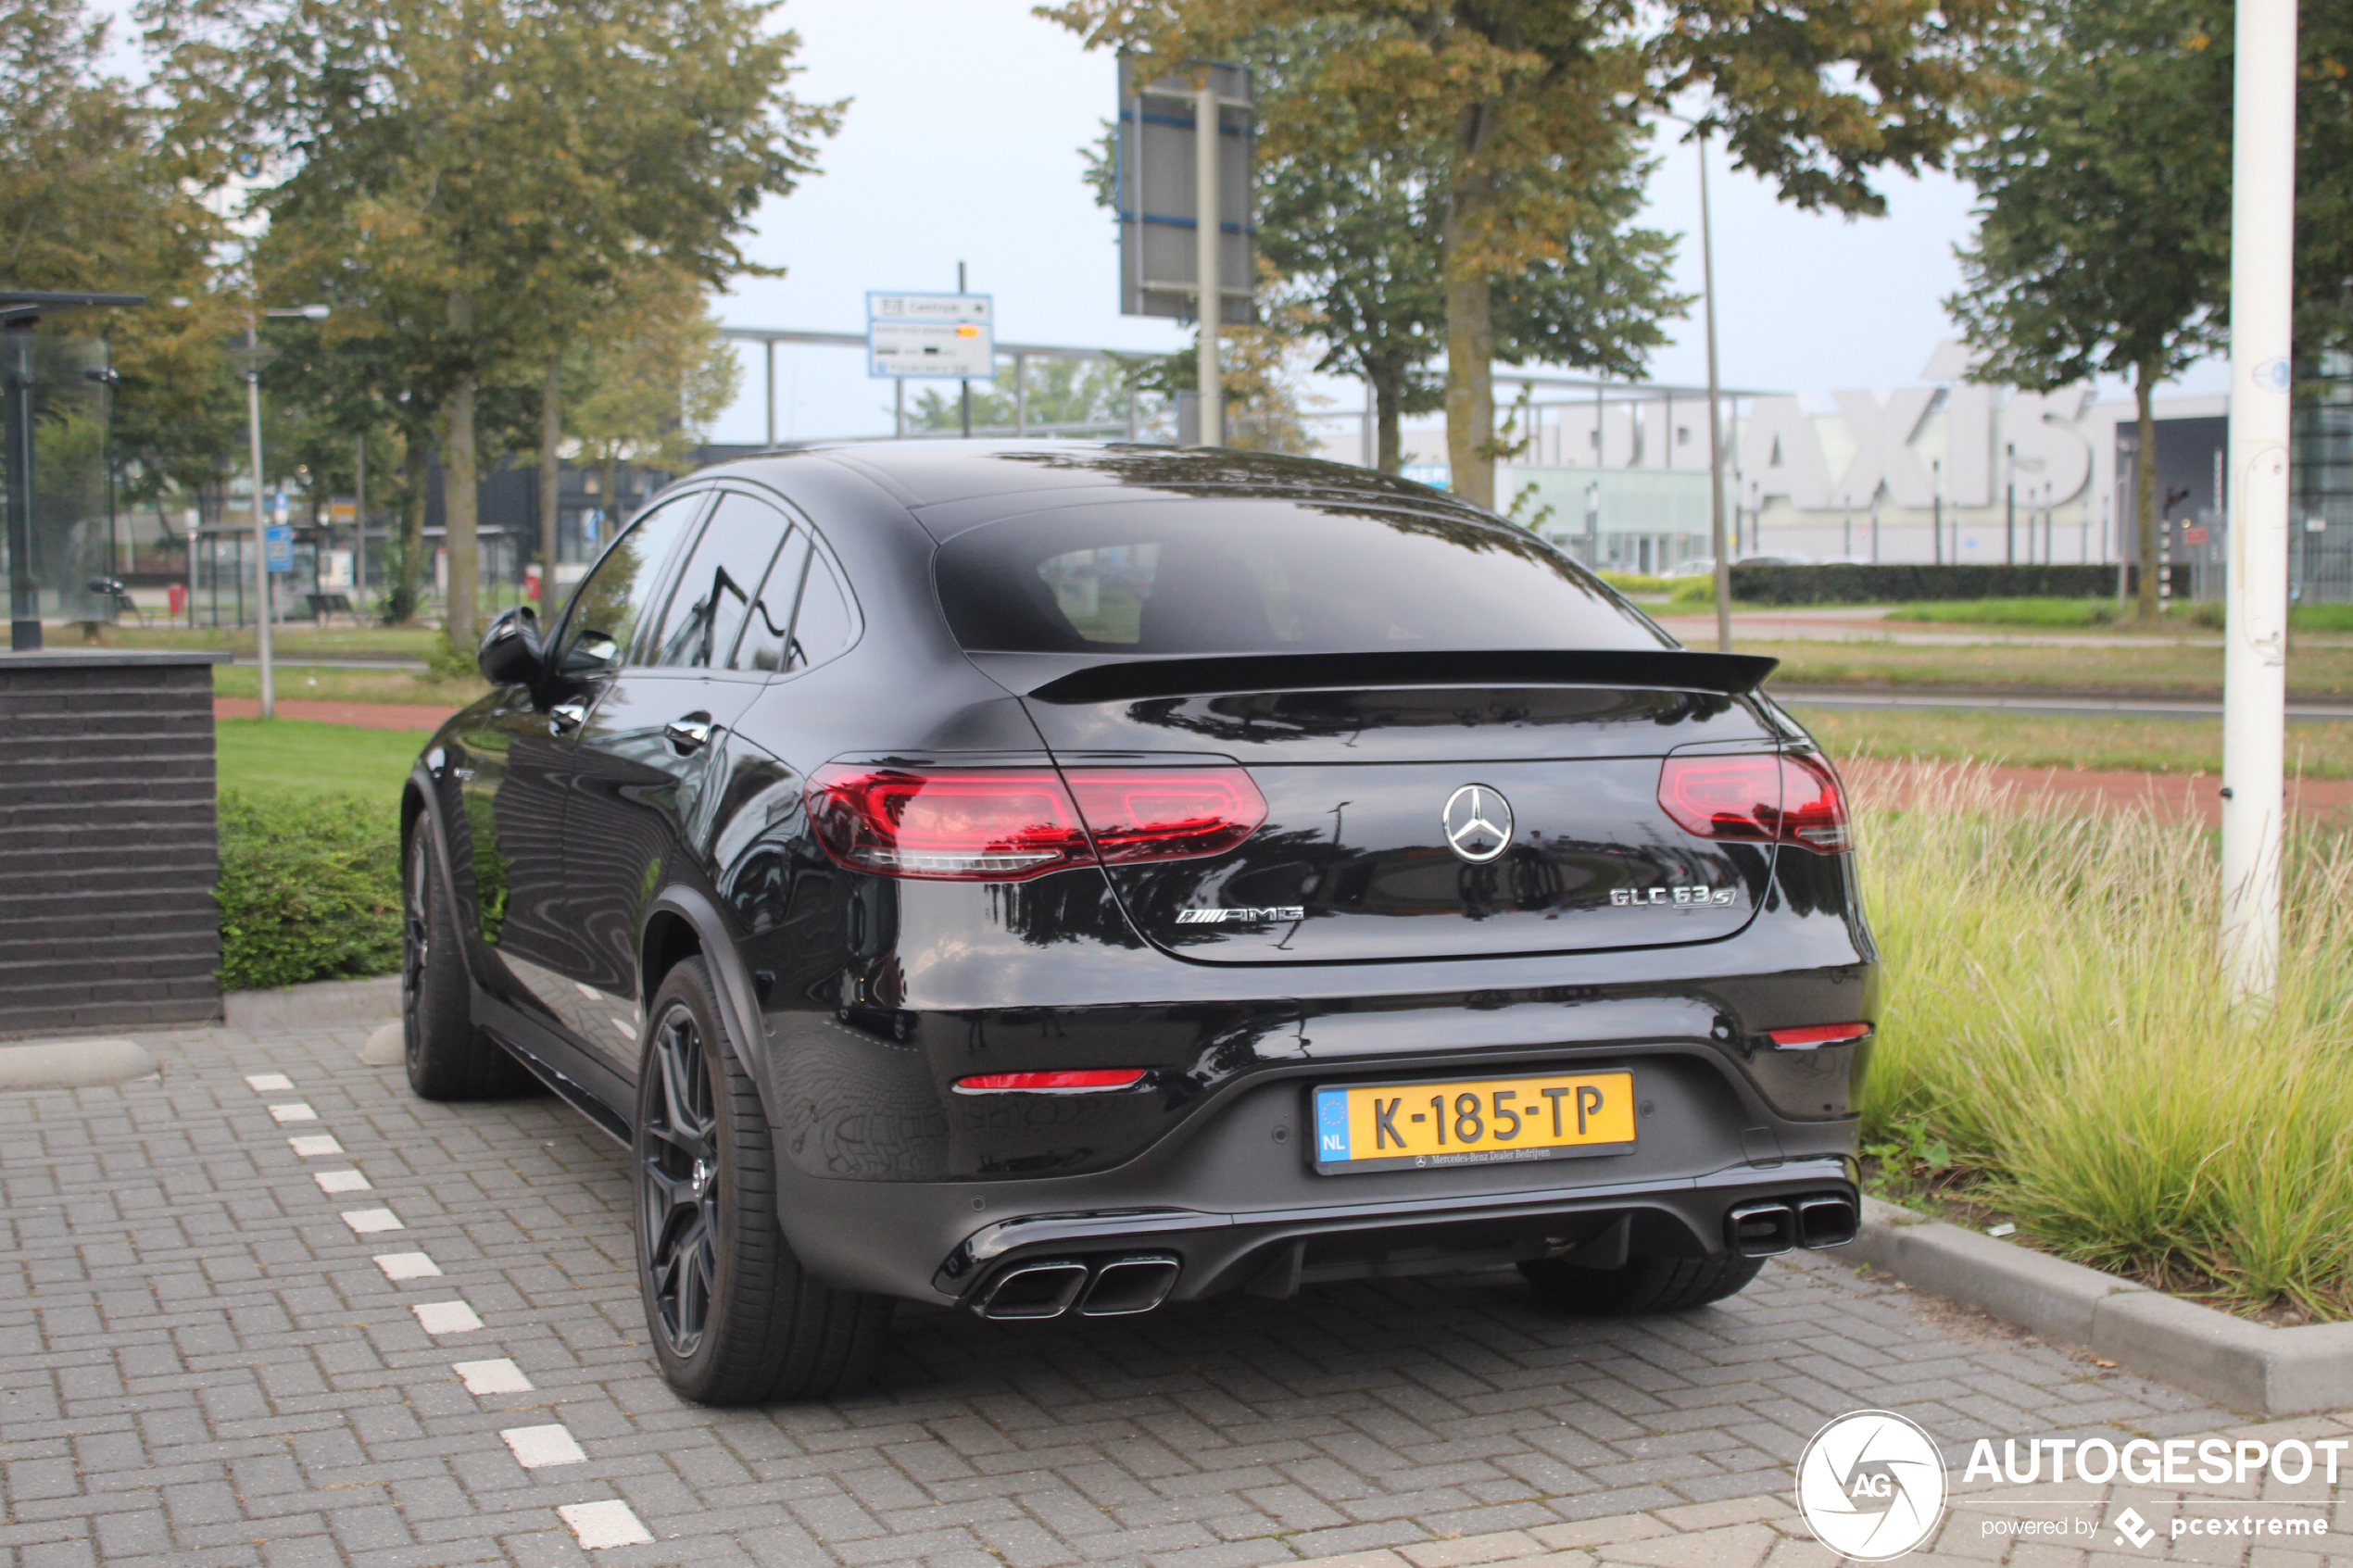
[1310,1071,1636,1173]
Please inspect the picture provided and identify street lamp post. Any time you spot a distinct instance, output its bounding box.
[241,303,330,720]
[82,365,121,573]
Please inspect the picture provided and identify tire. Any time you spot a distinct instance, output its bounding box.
[1518,1250,1767,1316]
[402,827,532,1100]
[635,957,892,1405]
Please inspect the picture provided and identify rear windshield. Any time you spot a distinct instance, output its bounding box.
[935,500,1669,655]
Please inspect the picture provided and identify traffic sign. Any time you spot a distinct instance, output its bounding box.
[265,525,293,572]
[867,292,994,379]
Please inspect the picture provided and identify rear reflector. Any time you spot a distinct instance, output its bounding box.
[1657,752,1850,851]
[1766,1022,1873,1047]
[807,765,1264,881]
[953,1069,1148,1094]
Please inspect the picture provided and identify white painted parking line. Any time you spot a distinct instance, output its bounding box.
[267,1103,318,1123]
[373,1251,442,1281]
[454,1358,534,1395]
[341,1208,404,1234]
[412,1299,484,1335]
[499,1424,586,1469]
[559,1500,653,1550]
[244,1073,295,1092]
[314,1168,371,1194]
[287,1134,343,1157]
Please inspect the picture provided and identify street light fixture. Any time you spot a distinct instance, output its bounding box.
[238,303,330,719]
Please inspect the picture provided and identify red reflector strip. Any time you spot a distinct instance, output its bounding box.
[953,1069,1148,1094]
[1765,1023,1872,1047]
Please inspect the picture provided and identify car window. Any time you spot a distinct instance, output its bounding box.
[729,528,811,672]
[648,492,793,670]
[935,499,1669,655]
[556,494,705,675]
[784,550,856,671]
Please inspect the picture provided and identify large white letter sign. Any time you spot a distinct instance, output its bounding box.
[1831,389,1938,508]
[1734,396,1832,508]
[2002,390,2094,502]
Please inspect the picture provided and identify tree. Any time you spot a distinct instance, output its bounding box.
[2,0,243,502]
[152,0,840,645]
[1044,0,1993,508]
[1945,0,2229,620]
[568,269,740,512]
[906,358,1139,434]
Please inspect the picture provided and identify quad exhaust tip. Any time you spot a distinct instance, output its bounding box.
[973,1253,1182,1321]
[1728,1195,1856,1258]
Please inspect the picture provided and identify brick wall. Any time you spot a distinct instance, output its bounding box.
[0,651,224,1035]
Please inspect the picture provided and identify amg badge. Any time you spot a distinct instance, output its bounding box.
[1176,905,1307,924]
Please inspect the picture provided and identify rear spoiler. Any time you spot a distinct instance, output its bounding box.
[1025,649,1779,704]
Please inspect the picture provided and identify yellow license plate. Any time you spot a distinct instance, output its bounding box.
[1310,1072,1636,1173]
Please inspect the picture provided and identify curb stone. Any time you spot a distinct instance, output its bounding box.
[221,973,400,1031]
[0,1036,156,1090]
[1853,1195,2353,1417]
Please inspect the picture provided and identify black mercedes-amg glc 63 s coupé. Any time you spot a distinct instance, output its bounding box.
[402,442,1874,1404]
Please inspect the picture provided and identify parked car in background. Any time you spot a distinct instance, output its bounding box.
[402,443,1876,1404]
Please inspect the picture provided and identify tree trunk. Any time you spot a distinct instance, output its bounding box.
[399,436,429,621]
[1374,365,1404,476]
[2134,363,2161,621]
[538,353,561,608]
[444,369,481,646]
[600,452,620,535]
[1443,269,1496,508]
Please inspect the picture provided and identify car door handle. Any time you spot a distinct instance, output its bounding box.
[548,702,587,735]
[664,714,713,754]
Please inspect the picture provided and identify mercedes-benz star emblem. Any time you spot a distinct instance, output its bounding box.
[1441,784,1513,864]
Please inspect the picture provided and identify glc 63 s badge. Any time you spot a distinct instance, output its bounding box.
[1613,884,1736,907]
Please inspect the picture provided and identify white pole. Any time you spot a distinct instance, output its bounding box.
[245,315,273,720]
[2220,0,2299,1007]
[1696,127,1731,654]
[764,338,777,448]
[1194,80,1222,447]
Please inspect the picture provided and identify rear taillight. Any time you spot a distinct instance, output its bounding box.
[806,765,1264,881]
[1657,752,1850,851]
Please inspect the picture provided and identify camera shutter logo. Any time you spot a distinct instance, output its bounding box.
[1794,1411,1947,1561]
[1441,784,1512,864]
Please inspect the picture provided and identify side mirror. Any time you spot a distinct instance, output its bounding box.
[478,605,546,686]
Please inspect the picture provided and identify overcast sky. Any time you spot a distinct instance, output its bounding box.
[95,0,2226,442]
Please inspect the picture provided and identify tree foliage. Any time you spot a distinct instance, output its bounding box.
[1043,0,1994,506]
[146,0,840,641]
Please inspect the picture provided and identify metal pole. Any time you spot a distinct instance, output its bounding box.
[4,320,36,649]
[2221,0,2299,1007]
[764,338,777,448]
[1194,81,1222,447]
[1014,352,1027,436]
[355,432,366,608]
[1933,460,1944,566]
[246,315,273,719]
[895,378,905,440]
[2005,443,2017,565]
[1695,127,1730,653]
[958,262,972,439]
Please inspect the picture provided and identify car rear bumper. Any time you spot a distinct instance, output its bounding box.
[928,1156,1860,1315]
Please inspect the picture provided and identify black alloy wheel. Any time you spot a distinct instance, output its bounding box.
[639,1002,721,1358]
[631,958,892,1404]
[402,829,529,1100]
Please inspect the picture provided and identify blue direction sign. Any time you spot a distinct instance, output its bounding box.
[265,525,293,572]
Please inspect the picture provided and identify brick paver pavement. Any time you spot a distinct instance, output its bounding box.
[0,1019,2331,1567]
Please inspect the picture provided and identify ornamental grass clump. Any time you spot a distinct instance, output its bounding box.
[1856,764,2353,1317]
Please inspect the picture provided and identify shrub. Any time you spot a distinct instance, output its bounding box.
[1857,764,2353,1316]
[216,789,403,991]
[1730,562,2183,604]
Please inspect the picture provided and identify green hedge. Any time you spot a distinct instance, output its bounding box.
[1727,562,2187,605]
[217,790,403,992]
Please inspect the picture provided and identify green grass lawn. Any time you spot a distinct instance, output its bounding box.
[1755,637,2353,697]
[1888,596,2353,633]
[216,718,431,806]
[1791,704,2353,778]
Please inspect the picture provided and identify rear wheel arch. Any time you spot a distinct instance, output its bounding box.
[639,890,772,1096]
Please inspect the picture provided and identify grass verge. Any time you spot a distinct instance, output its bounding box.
[211,663,485,709]
[1758,638,2353,698]
[1890,596,2353,633]
[1857,764,2353,1319]
[217,718,433,800]
[1793,705,2353,779]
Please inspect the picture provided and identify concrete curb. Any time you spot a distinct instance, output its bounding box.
[1853,1195,2353,1417]
[0,1037,156,1091]
[222,975,400,1032]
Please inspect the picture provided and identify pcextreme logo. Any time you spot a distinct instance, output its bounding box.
[1794,1411,1948,1561]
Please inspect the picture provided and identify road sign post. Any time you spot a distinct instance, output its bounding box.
[1115,57,1253,446]
[866,293,994,380]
